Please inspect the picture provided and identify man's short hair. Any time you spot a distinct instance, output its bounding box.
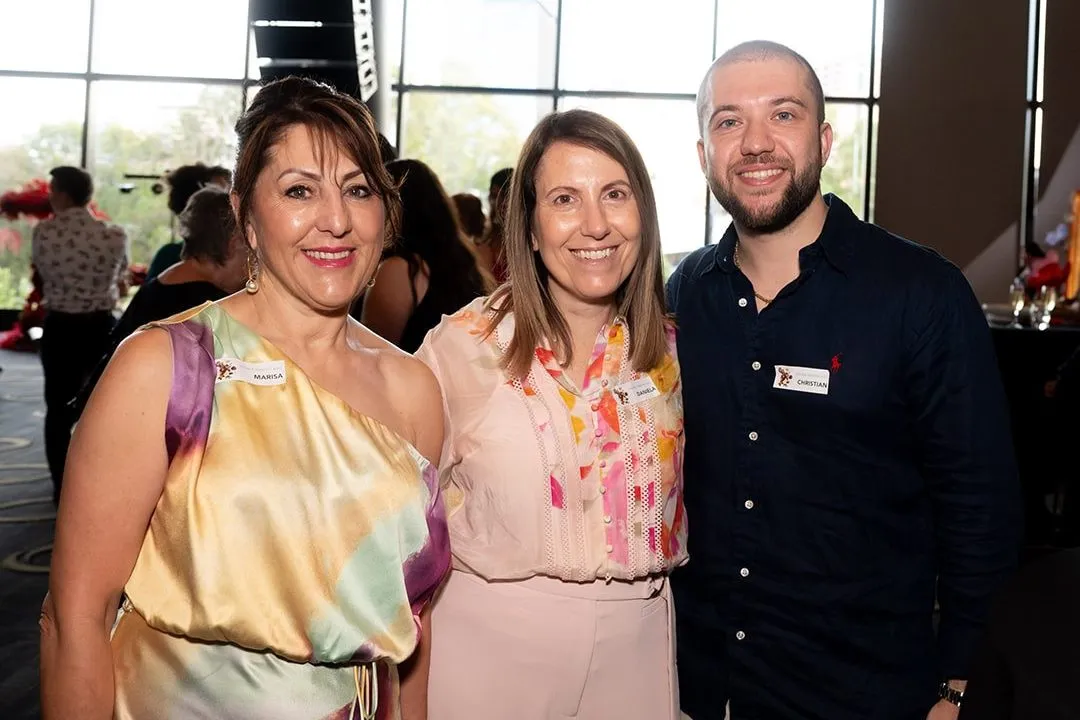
[696,40,826,136]
[49,166,94,206]
[207,165,232,185]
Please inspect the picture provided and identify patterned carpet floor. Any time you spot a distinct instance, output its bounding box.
[0,349,53,719]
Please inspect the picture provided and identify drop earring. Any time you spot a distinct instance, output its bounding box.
[245,251,260,294]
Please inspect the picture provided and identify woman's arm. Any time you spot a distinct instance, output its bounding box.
[362,257,428,346]
[40,328,173,719]
[399,607,433,720]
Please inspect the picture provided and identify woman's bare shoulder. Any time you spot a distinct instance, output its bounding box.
[348,319,441,402]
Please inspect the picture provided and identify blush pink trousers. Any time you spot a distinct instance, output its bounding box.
[428,569,679,720]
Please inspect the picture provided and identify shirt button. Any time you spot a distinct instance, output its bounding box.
[735,630,746,641]
[599,485,607,494]
[740,568,750,578]
[744,499,755,510]
[603,515,612,524]
[738,297,748,308]
[599,460,606,469]
[605,544,613,553]
[590,403,599,411]
[595,428,604,437]
[751,361,761,371]
[748,431,759,441]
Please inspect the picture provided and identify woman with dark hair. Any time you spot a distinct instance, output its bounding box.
[417,109,685,719]
[451,192,485,241]
[41,76,449,720]
[362,159,492,353]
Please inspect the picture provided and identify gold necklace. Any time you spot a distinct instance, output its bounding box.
[733,242,774,305]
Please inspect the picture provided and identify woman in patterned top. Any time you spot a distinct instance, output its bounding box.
[417,109,686,720]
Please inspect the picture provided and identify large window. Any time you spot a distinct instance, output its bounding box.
[0,1,885,308]
[389,0,886,270]
[0,0,252,308]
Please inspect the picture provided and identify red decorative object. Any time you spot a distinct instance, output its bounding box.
[0,179,52,220]
[1024,249,1070,292]
[0,267,44,351]
[0,178,110,222]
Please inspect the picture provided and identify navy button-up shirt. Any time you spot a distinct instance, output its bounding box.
[667,196,1021,720]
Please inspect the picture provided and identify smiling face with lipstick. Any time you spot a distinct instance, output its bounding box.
[241,123,390,314]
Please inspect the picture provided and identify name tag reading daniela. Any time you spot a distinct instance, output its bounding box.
[215,358,287,386]
[613,376,660,405]
[773,364,830,395]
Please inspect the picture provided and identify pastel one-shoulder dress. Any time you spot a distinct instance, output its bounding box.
[109,302,450,720]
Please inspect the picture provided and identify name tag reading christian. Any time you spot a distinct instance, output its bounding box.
[613,376,661,405]
[215,358,287,386]
[773,364,830,395]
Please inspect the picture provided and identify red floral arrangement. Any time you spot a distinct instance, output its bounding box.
[0,178,110,221]
[1023,249,1070,292]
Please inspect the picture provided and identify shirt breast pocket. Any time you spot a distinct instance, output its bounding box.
[768,351,902,453]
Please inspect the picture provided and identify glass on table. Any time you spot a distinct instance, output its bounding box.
[1008,278,1026,326]
[1033,285,1058,330]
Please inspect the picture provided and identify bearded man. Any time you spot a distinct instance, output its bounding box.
[667,41,1021,720]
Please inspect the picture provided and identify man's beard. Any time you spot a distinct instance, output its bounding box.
[709,154,822,234]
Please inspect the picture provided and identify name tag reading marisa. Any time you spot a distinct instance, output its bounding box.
[215,358,287,386]
[773,364,830,395]
[613,376,660,405]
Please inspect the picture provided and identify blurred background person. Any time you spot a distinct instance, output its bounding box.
[31,165,128,505]
[144,163,232,281]
[474,167,513,284]
[452,192,486,244]
[363,158,492,352]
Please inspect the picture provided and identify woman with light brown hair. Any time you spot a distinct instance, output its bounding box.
[416,109,686,719]
[40,76,449,720]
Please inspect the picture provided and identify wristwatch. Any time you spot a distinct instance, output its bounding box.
[938,682,965,708]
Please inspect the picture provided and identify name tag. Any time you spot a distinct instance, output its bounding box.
[773,365,830,395]
[613,376,660,405]
[215,358,287,386]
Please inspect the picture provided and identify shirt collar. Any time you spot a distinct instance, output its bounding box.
[705,193,858,276]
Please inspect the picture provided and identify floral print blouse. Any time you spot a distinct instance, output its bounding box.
[417,297,687,583]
